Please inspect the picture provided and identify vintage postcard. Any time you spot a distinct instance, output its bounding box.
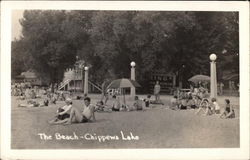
[1,1,249,160]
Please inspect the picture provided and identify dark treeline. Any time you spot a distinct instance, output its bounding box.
[12,10,239,92]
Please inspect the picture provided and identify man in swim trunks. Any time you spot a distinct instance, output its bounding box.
[65,97,96,124]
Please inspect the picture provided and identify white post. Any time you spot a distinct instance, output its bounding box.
[210,54,217,99]
[84,67,89,95]
[82,68,84,92]
[130,61,136,98]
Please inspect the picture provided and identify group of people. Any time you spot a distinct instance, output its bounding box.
[48,93,153,125]
[13,79,236,126]
[49,97,96,125]
[13,83,71,108]
[170,87,235,119]
[97,95,144,112]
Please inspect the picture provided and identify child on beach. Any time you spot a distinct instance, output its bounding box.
[133,96,143,111]
[111,95,121,111]
[220,99,235,119]
[211,98,221,114]
[144,95,151,107]
[179,96,187,110]
[170,95,179,110]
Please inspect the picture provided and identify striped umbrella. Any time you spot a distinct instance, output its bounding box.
[107,78,141,89]
[107,78,141,105]
[188,75,210,83]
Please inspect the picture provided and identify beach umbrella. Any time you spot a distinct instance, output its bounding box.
[188,75,210,83]
[107,78,141,105]
[222,73,239,81]
[107,78,141,89]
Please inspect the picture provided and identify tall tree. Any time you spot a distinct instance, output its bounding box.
[19,10,90,91]
[12,10,239,91]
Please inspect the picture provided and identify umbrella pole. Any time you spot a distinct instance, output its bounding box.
[123,88,126,106]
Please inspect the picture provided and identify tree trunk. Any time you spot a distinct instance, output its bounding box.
[51,83,54,93]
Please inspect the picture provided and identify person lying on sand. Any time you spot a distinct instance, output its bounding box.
[18,99,47,107]
[119,96,144,112]
[48,98,73,124]
[95,101,112,112]
[64,97,96,125]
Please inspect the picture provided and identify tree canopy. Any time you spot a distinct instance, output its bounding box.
[12,10,239,91]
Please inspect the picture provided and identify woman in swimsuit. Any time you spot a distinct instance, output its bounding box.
[220,99,235,119]
[48,98,73,124]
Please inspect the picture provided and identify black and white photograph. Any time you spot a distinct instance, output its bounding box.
[1,1,249,160]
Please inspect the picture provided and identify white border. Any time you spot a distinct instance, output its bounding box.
[1,1,249,160]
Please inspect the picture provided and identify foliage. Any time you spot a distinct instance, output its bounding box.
[12,10,239,91]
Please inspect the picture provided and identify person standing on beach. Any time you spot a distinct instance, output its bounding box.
[154,81,161,102]
[219,82,224,95]
[101,79,110,105]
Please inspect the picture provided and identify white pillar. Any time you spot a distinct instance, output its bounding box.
[210,54,217,99]
[130,62,136,98]
[84,67,89,95]
[82,68,84,92]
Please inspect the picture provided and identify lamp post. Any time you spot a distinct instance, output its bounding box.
[178,64,185,89]
[84,66,89,95]
[130,61,136,98]
[75,56,85,93]
[74,66,77,93]
[74,56,79,93]
[210,54,217,98]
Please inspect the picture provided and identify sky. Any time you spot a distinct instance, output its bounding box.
[12,10,24,41]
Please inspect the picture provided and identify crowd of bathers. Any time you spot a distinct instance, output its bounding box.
[170,87,235,119]
[12,83,69,107]
[12,82,236,125]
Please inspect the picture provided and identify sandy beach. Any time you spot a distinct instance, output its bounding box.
[11,94,239,149]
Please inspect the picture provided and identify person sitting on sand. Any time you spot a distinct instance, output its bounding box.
[204,100,213,116]
[170,95,179,110]
[144,95,151,107]
[64,97,96,124]
[211,98,221,114]
[187,95,196,109]
[119,104,129,111]
[133,96,143,111]
[43,99,49,106]
[195,99,211,115]
[95,101,112,112]
[24,87,31,99]
[220,99,235,119]
[48,98,73,124]
[111,95,121,111]
[179,95,188,110]
[193,95,201,108]
[30,90,36,99]
[50,93,57,104]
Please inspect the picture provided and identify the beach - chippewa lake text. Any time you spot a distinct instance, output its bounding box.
[37,131,139,142]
